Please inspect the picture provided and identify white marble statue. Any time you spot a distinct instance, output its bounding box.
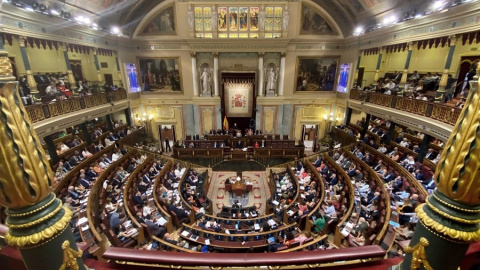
[187,5,194,30]
[266,67,277,92]
[283,7,289,30]
[200,68,212,95]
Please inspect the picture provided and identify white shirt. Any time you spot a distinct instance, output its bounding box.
[112,153,122,162]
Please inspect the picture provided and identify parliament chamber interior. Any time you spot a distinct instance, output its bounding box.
[0,1,479,270]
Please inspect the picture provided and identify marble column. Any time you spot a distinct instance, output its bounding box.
[360,114,371,140]
[106,114,114,131]
[44,134,59,164]
[345,107,352,126]
[373,47,383,82]
[278,52,286,96]
[435,35,457,103]
[80,122,91,145]
[398,42,415,94]
[191,52,199,96]
[258,53,264,97]
[92,48,103,82]
[61,43,76,87]
[385,122,396,144]
[17,36,38,95]
[213,52,219,96]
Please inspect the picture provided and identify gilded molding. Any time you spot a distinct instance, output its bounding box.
[432,192,480,213]
[59,240,83,270]
[434,68,480,205]
[426,197,480,224]
[5,207,72,247]
[6,203,62,228]
[404,237,433,270]
[416,205,480,242]
[7,195,56,217]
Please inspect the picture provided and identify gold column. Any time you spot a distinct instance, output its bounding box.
[92,48,103,82]
[62,43,76,86]
[17,35,38,94]
[373,47,382,82]
[396,63,480,270]
[435,35,457,103]
[399,42,414,85]
[0,39,85,270]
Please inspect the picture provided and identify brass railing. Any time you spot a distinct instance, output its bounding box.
[349,89,461,125]
[24,89,127,123]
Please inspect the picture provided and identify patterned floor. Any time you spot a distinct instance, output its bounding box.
[207,171,270,215]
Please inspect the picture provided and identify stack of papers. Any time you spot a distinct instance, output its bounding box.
[157,217,167,226]
[181,230,190,237]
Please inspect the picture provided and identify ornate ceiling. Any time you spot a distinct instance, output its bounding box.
[18,0,449,37]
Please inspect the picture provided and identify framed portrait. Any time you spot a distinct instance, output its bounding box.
[140,5,176,35]
[295,56,340,92]
[337,63,351,93]
[138,57,182,93]
[125,63,140,93]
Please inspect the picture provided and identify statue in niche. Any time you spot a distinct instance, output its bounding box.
[199,63,212,96]
[265,63,277,96]
[211,7,218,29]
[283,6,289,30]
[259,7,265,31]
[187,5,194,30]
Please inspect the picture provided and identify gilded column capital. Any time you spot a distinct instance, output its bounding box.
[191,52,196,57]
[62,42,69,52]
[92,47,98,55]
[0,48,15,84]
[449,35,457,47]
[17,35,26,47]
[258,52,264,58]
[213,52,218,58]
[407,42,415,51]
[281,52,286,58]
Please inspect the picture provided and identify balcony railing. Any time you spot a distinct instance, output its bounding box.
[24,90,127,123]
[349,89,461,125]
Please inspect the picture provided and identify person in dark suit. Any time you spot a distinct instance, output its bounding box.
[63,161,73,171]
[328,174,338,185]
[313,156,322,167]
[85,167,98,180]
[78,174,91,189]
[235,140,243,149]
[132,191,145,206]
[425,149,436,160]
[174,204,189,220]
[384,171,396,182]
[165,138,171,152]
[69,153,81,166]
[67,186,82,200]
[145,217,167,238]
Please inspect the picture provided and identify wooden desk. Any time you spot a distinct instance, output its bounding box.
[231,150,248,160]
[232,181,246,196]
